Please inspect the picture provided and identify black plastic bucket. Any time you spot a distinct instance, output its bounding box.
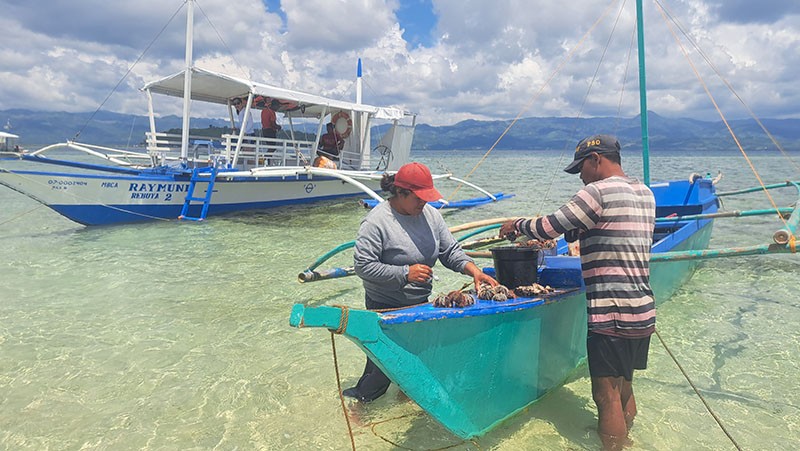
[490,246,539,289]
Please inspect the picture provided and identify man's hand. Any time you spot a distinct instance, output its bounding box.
[499,219,519,241]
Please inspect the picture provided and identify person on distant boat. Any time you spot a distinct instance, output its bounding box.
[500,135,656,450]
[345,162,499,403]
[232,97,255,136]
[259,98,282,139]
[317,122,344,162]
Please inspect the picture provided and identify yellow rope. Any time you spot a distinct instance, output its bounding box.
[333,305,350,334]
[790,235,797,254]
[654,1,791,233]
[654,0,800,175]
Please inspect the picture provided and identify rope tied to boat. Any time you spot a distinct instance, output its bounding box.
[655,329,743,451]
[325,302,482,450]
[329,332,357,451]
[333,304,350,334]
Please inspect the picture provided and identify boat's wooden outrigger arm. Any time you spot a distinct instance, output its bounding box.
[714,180,800,246]
[772,181,800,245]
[651,242,794,262]
[299,190,800,282]
[715,180,800,197]
[655,207,794,223]
[26,142,151,166]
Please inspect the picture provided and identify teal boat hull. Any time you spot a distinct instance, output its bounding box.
[290,178,718,438]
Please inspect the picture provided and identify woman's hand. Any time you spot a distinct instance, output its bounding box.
[463,262,498,288]
[474,271,498,288]
[407,264,434,284]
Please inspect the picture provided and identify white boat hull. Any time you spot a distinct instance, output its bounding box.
[0,167,379,225]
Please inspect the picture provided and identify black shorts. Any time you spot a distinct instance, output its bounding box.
[587,332,651,381]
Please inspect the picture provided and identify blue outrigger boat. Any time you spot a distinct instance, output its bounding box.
[290,179,719,438]
[290,0,799,441]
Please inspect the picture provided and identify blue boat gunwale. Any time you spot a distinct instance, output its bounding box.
[380,290,575,324]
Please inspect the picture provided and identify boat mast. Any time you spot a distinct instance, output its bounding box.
[356,58,362,104]
[356,58,370,164]
[635,0,650,185]
[180,0,195,164]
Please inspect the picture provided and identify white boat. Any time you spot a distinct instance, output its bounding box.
[0,131,21,153]
[0,1,508,226]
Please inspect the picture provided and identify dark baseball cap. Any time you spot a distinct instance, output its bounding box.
[563,134,621,174]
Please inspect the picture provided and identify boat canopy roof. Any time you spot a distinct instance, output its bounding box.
[141,66,409,120]
[0,131,19,139]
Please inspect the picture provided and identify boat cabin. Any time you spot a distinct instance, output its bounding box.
[140,68,416,173]
[0,131,20,152]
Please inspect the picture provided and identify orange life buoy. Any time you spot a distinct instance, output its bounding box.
[331,111,353,139]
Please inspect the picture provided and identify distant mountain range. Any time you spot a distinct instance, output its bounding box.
[3,108,798,152]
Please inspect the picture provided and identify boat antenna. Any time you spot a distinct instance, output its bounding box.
[179,0,195,165]
[635,0,651,185]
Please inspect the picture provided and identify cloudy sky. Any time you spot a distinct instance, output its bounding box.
[0,0,798,125]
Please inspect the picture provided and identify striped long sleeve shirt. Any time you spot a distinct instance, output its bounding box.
[513,176,656,337]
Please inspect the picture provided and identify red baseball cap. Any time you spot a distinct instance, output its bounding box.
[393,162,443,202]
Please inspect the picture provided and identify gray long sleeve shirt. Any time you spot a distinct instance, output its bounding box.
[354,201,473,307]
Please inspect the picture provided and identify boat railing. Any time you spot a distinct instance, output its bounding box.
[145,131,220,155]
[338,148,368,171]
[144,131,318,169]
[219,134,315,169]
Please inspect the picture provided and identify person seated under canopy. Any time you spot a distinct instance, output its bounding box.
[317,122,344,161]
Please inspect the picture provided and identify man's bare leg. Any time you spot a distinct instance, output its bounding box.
[620,378,636,430]
[592,376,631,450]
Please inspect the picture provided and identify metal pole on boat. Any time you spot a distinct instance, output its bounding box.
[356,58,362,105]
[635,0,651,186]
[179,0,195,165]
[355,58,370,168]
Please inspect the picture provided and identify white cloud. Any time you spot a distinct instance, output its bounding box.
[0,0,797,125]
[282,0,398,51]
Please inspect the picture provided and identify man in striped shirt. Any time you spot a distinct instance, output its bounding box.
[500,134,656,450]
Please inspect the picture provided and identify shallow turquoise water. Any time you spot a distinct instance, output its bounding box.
[0,150,798,450]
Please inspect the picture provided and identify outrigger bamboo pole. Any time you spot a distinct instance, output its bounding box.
[773,207,799,245]
[773,182,800,245]
[655,207,793,223]
[652,243,794,262]
[298,266,355,283]
[462,242,796,261]
[716,181,800,197]
[299,207,800,283]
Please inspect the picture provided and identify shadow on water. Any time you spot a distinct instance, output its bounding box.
[349,366,602,450]
[303,286,363,308]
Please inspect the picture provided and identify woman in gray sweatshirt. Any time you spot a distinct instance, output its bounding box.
[343,162,497,402]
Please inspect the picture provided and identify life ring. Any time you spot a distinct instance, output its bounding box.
[331,111,353,139]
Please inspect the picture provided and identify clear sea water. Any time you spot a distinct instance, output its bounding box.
[1,149,798,450]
